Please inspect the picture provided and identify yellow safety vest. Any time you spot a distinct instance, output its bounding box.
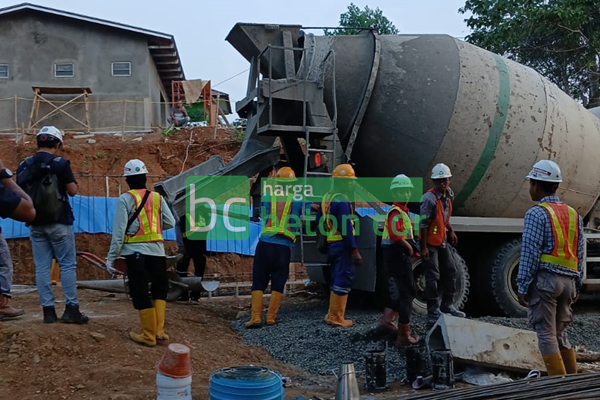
[538,202,579,271]
[124,189,164,243]
[262,194,297,241]
[321,192,356,243]
[182,212,207,239]
[382,205,413,245]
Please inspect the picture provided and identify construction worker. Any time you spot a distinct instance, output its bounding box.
[106,159,175,347]
[379,174,420,345]
[419,163,465,322]
[317,164,362,328]
[175,211,208,303]
[246,166,308,328]
[517,160,583,376]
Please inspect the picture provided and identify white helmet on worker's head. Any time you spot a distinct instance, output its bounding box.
[36,126,63,144]
[431,163,452,179]
[123,159,148,176]
[390,174,414,190]
[526,160,562,183]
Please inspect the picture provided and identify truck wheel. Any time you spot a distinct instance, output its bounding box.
[479,238,527,317]
[411,245,470,315]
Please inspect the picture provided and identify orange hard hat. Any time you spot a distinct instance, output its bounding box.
[276,166,297,180]
[332,164,357,178]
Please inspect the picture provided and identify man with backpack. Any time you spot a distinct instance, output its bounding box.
[16,126,89,324]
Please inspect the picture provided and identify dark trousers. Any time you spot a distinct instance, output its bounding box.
[424,244,457,301]
[176,237,207,278]
[126,252,169,310]
[383,245,416,324]
[251,241,291,293]
[328,241,355,295]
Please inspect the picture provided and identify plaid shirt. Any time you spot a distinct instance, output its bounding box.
[517,195,585,295]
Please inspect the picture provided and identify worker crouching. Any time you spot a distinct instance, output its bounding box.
[517,160,583,376]
[106,159,175,347]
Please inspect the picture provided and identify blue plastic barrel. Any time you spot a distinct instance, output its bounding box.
[209,366,284,400]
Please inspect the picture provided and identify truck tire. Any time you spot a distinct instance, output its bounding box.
[411,245,470,315]
[479,238,527,317]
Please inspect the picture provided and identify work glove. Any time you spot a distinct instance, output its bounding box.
[105,259,118,276]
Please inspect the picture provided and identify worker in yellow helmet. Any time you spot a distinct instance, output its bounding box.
[316,164,362,328]
[246,166,312,328]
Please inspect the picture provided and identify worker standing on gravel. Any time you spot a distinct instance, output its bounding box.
[106,159,175,347]
[246,167,309,328]
[419,163,465,322]
[379,174,420,345]
[317,164,362,328]
[517,160,584,376]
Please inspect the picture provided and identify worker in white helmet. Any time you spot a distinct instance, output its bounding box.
[517,160,584,376]
[106,159,175,347]
[419,163,466,322]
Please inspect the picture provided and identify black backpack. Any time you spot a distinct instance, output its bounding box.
[18,156,65,225]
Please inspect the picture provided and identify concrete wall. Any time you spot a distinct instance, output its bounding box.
[0,11,167,133]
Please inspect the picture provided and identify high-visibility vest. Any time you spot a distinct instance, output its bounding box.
[262,194,297,241]
[382,205,413,245]
[426,188,452,247]
[124,189,164,243]
[538,202,580,271]
[182,212,207,239]
[321,192,356,243]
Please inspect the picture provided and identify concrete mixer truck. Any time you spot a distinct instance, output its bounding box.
[155,23,600,318]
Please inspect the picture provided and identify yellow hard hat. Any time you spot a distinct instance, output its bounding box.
[332,164,357,178]
[276,166,297,180]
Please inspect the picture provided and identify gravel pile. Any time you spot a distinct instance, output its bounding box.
[231,298,600,380]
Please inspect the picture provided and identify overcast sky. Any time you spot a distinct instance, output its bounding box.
[3,0,473,117]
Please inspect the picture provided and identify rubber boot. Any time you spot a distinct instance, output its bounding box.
[153,300,169,341]
[0,294,25,320]
[561,348,578,374]
[397,323,420,346]
[378,307,398,335]
[427,298,442,323]
[441,295,466,318]
[129,308,157,347]
[543,352,567,376]
[266,291,283,325]
[61,304,89,324]
[245,290,264,328]
[325,292,353,328]
[43,306,58,323]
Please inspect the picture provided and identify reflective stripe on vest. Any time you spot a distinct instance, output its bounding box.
[321,192,356,243]
[262,195,297,241]
[426,188,452,247]
[382,206,413,245]
[124,189,164,243]
[538,202,579,271]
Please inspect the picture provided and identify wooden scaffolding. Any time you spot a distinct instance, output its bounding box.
[27,86,92,133]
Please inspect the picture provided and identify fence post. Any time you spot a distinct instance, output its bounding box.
[14,95,18,142]
[121,99,127,141]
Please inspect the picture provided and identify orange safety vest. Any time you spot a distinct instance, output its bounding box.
[426,188,452,247]
[262,194,297,241]
[124,189,164,243]
[538,202,580,271]
[321,192,356,243]
[382,205,414,245]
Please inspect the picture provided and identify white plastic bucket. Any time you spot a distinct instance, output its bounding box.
[156,371,192,400]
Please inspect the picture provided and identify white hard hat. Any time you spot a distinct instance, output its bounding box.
[123,159,148,176]
[431,163,452,179]
[526,160,562,183]
[390,174,414,190]
[36,126,63,143]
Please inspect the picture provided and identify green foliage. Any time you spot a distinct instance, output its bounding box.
[324,3,399,36]
[459,0,600,107]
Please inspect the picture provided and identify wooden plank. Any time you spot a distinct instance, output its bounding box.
[31,86,92,95]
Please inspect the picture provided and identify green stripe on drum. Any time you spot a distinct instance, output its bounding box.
[454,54,511,208]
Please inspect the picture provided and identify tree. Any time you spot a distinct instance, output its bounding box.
[324,3,399,36]
[459,0,600,108]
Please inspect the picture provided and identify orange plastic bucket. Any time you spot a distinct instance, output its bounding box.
[157,343,192,378]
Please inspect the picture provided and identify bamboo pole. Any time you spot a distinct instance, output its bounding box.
[14,95,18,142]
[121,99,127,141]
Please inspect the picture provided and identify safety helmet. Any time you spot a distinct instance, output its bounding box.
[123,159,148,176]
[332,164,357,179]
[526,160,562,183]
[390,174,414,190]
[431,163,452,179]
[276,166,297,181]
[36,126,63,144]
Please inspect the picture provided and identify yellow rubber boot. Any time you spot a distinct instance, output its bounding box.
[129,308,157,347]
[561,348,578,374]
[325,292,353,328]
[543,352,567,376]
[266,291,283,325]
[245,291,263,328]
[153,300,169,341]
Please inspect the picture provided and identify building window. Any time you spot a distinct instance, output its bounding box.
[0,64,8,78]
[54,63,74,78]
[112,62,131,77]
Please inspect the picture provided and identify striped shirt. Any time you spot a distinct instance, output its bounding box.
[517,195,584,295]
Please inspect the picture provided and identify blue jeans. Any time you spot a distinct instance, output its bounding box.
[30,224,79,307]
[0,233,13,297]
